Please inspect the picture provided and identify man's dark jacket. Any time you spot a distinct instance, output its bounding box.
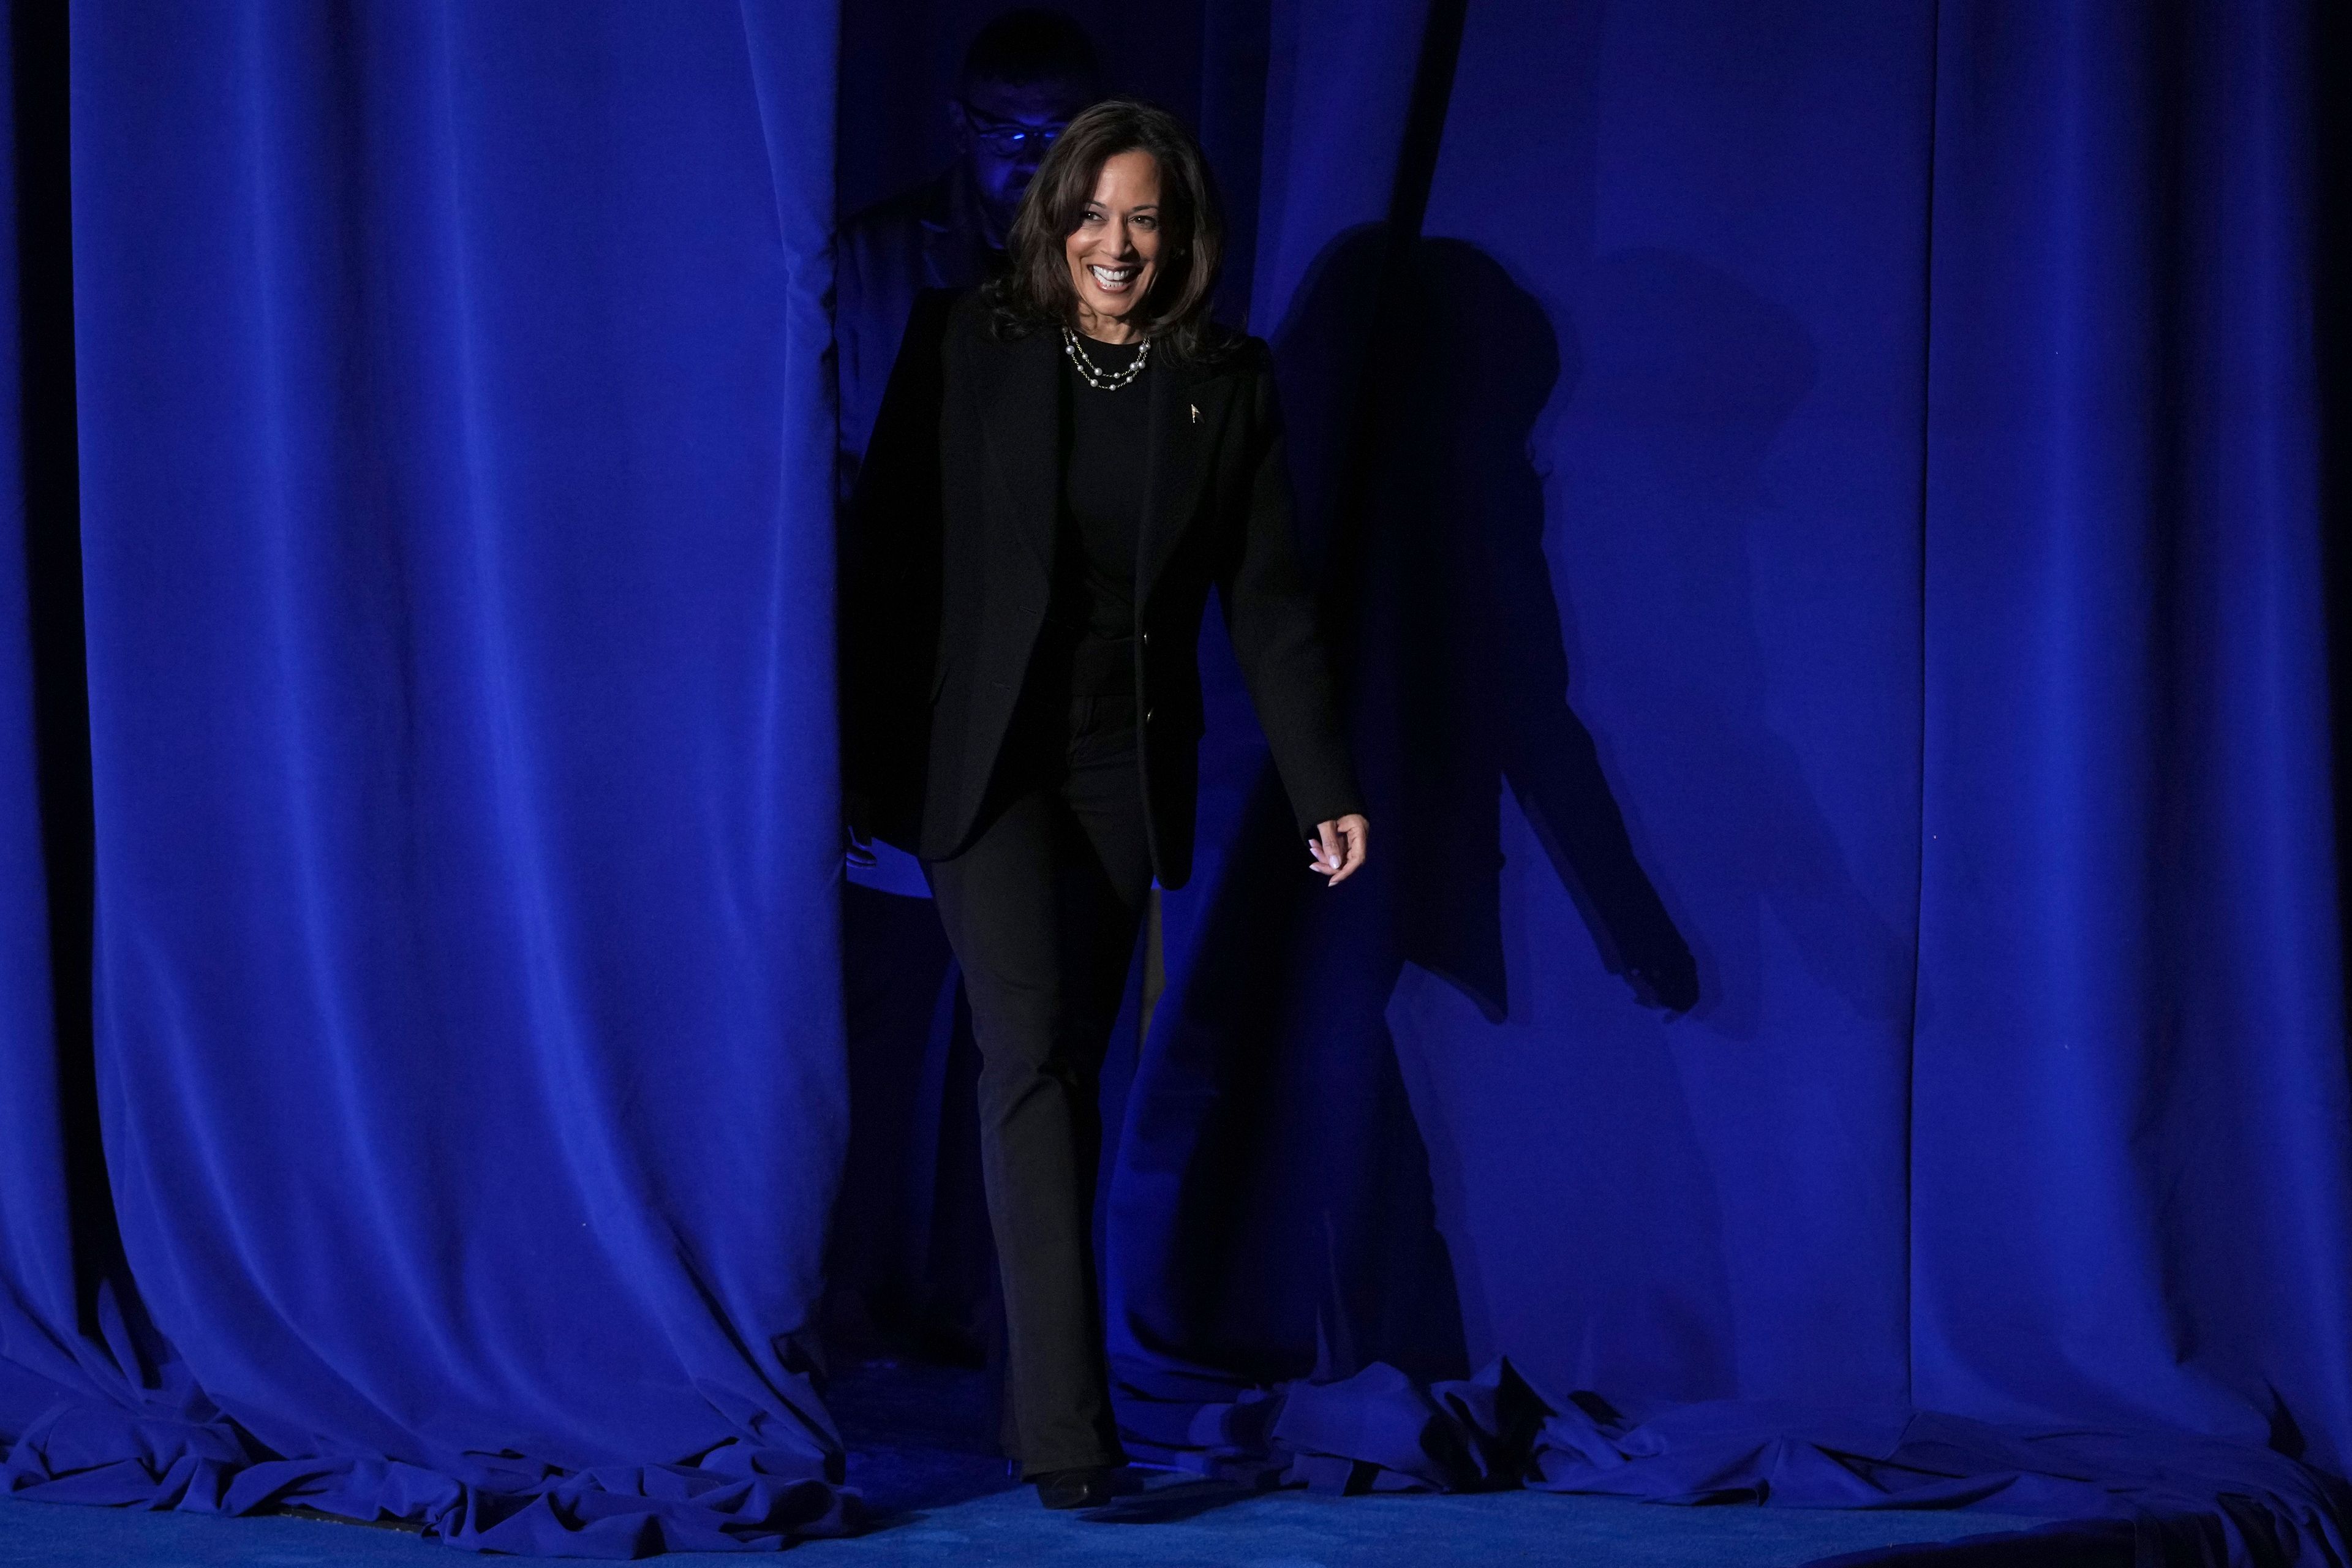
[833,166,1001,500]
[839,286,1363,890]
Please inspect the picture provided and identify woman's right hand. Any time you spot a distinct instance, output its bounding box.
[1305,814,1369,886]
[842,787,879,868]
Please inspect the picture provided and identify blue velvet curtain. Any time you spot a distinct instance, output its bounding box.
[1106,3,2350,1551]
[6,1,2350,1562]
[4,2,854,1553]
[1096,4,2352,1559]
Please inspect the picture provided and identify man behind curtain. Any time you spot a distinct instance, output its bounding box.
[837,7,1102,902]
[826,9,1106,1379]
[834,9,1102,503]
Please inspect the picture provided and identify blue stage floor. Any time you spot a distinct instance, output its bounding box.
[0,1362,2049,1566]
[0,1487,2052,1568]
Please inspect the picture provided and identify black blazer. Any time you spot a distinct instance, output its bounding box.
[840,286,1363,890]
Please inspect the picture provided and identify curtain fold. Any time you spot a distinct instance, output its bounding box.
[1910,0,2352,1456]
[0,0,206,1474]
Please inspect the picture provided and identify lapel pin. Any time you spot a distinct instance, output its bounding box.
[1189,402,1200,424]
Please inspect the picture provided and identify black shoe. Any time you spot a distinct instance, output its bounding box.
[1031,1464,1131,1510]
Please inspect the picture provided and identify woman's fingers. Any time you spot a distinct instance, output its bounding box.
[1305,824,1342,877]
[1331,816,1365,883]
[1306,815,1368,884]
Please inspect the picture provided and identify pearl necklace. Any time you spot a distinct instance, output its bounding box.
[1061,325,1151,391]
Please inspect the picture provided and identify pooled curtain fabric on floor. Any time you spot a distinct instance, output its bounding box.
[4,1,855,1554]
[4,1,2350,1565]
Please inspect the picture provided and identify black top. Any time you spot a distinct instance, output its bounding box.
[1048,333,1152,641]
[842,287,1365,880]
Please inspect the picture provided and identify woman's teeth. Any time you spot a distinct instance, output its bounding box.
[1089,264,1137,291]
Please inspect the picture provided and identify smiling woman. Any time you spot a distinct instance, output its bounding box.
[984,99,1229,363]
[838,98,1369,1513]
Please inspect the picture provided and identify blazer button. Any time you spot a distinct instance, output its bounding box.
[1140,632,1151,646]
[1145,707,1155,723]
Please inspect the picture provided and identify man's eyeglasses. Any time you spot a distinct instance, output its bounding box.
[959,103,1066,155]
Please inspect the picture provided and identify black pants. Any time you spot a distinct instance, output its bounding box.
[921,633,1150,1476]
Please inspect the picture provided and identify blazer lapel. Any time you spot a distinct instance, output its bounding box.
[1139,355,1235,609]
[972,324,1061,578]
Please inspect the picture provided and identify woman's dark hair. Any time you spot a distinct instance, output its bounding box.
[984,99,1232,363]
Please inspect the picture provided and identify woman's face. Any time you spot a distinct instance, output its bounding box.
[1063,149,1163,341]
